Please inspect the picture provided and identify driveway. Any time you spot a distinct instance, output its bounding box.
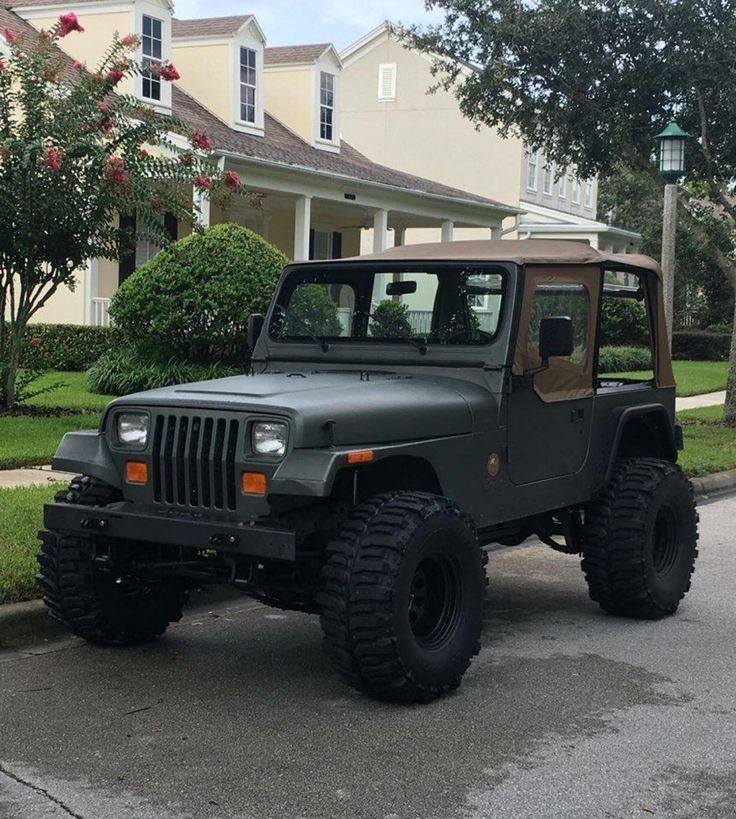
[1,493,735,819]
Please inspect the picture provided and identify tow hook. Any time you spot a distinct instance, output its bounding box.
[81,517,108,531]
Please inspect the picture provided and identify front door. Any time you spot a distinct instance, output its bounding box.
[507,266,599,485]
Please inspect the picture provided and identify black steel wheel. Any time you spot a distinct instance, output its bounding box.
[581,458,699,619]
[37,476,187,645]
[318,492,487,703]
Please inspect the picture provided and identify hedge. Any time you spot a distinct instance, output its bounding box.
[672,331,731,361]
[598,346,653,373]
[17,323,116,371]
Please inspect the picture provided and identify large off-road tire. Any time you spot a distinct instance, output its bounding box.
[581,458,698,619]
[37,476,187,645]
[318,492,487,703]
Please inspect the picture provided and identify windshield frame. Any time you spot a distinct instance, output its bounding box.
[266,261,511,355]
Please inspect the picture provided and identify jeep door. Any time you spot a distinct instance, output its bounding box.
[506,265,600,485]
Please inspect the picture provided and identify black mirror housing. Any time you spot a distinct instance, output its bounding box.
[248,313,265,350]
[539,316,574,360]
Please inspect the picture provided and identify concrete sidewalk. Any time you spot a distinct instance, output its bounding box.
[676,390,726,411]
[0,466,75,490]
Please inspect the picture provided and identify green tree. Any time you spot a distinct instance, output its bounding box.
[411,0,736,421]
[370,299,413,337]
[0,15,239,409]
[283,285,342,337]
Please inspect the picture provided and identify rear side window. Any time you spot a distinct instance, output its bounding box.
[598,272,655,386]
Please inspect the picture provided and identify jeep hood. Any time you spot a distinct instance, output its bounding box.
[110,371,492,447]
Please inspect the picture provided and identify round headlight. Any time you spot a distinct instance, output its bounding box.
[117,412,149,449]
[252,421,288,457]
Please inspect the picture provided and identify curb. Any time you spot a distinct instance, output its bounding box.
[3,471,736,650]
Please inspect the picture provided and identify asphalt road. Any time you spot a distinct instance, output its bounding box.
[1,493,735,819]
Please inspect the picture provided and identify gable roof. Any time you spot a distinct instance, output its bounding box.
[265,43,335,66]
[172,15,258,40]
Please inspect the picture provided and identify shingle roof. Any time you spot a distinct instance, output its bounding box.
[172,15,252,39]
[0,6,516,214]
[264,44,331,66]
[170,87,515,211]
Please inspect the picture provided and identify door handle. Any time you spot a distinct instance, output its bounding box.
[570,408,585,423]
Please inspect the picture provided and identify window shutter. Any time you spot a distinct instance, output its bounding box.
[332,231,342,259]
[377,63,397,101]
[118,213,136,285]
[164,212,178,241]
[308,229,315,260]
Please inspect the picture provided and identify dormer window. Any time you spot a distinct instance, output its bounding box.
[240,47,257,124]
[319,71,335,141]
[142,15,163,101]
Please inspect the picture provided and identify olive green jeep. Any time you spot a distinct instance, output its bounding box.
[38,240,698,702]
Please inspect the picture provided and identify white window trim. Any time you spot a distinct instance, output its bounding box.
[542,163,554,196]
[526,150,538,192]
[572,177,581,205]
[313,63,340,152]
[584,179,594,208]
[377,62,397,101]
[134,2,172,113]
[229,28,265,136]
[558,172,568,199]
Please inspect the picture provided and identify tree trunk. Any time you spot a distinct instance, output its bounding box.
[724,298,736,425]
[2,320,24,411]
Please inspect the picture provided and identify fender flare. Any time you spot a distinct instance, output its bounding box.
[52,430,123,489]
[604,403,677,482]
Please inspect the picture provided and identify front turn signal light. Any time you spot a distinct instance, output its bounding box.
[242,472,267,496]
[347,450,374,465]
[125,461,148,484]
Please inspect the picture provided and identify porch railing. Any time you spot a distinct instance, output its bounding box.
[92,297,111,327]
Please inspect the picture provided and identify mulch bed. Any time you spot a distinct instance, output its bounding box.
[0,406,97,418]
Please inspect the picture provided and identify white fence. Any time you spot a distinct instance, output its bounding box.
[92,298,111,327]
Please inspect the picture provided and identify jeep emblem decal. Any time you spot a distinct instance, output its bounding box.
[487,453,501,478]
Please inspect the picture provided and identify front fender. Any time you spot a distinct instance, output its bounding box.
[52,430,123,489]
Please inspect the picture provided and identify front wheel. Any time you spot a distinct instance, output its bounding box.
[318,492,487,703]
[581,458,699,619]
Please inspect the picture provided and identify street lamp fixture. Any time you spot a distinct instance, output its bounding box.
[655,121,688,182]
[654,120,688,345]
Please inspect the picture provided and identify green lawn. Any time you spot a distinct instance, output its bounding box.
[0,414,101,469]
[0,483,62,604]
[607,360,728,397]
[677,405,736,477]
[24,370,115,412]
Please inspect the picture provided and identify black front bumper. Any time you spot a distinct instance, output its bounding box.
[44,502,296,562]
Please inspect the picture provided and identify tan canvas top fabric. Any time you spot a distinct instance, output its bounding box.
[350,240,663,281]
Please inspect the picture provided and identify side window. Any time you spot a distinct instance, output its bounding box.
[528,283,589,367]
[598,272,655,386]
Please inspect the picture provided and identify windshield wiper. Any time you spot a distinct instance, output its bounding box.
[309,334,330,352]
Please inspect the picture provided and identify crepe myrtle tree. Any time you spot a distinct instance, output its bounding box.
[0,14,242,409]
[410,0,736,423]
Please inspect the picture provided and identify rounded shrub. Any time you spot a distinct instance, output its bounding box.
[109,223,288,363]
[370,299,412,337]
[283,284,342,337]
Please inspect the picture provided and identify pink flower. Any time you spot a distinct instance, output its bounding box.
[107,69,124,84]
[72,61,83,70]
[222,170,241,190]
[97,102,111,113]
[189,130,212,152]
[0,59,5,72]
[158,63,180,81]
[58,13,84,37]
[30,337,41,347]
[194,175,212,190]
[42,147,64,172]
[121,33,138,47]
[2,27,17,44]
[139,147,149,156]
[104,155,126,184]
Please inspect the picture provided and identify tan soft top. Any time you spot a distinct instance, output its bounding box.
[347,239,662,280]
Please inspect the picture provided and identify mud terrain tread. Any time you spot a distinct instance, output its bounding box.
[318,492,487,702]
[582,458,699,619]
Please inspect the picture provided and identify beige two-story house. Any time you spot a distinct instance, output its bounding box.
[339,22,640,253]
[1,2,519,326]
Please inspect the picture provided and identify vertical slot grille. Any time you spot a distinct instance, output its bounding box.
[152,413,239,511]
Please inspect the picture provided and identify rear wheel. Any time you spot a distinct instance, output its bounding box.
[318,492,487,703]
[581,458,698,618]
[37,476,187,645]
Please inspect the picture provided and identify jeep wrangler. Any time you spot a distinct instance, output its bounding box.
[38,240,698,703]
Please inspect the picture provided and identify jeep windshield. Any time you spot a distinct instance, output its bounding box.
[269,264,506,347]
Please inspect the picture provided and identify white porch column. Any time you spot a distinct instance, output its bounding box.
[194,186,211,228]
[394,226,406,247]
[373,209,389,253]
[294,195,312,261]
[441,220,455,243]
[85,258,99,326]
[490,226,502,240]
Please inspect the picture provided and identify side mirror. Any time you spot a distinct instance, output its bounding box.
[539,316,574,361]
[247,313,265,350]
